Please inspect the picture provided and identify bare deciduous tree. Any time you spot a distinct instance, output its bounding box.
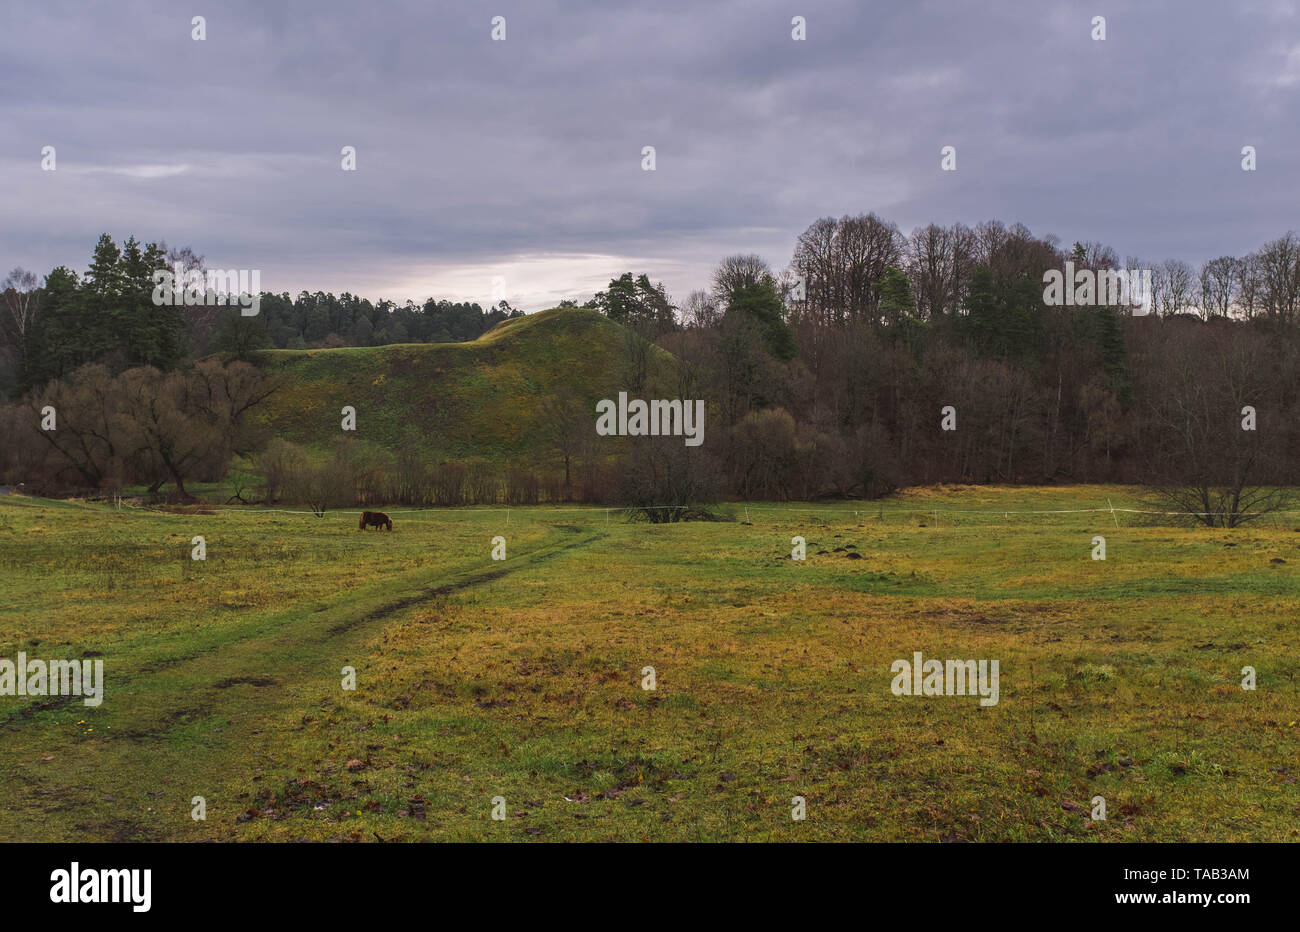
[791,213,903,325]
[2,267,41,337]
[1256,232,1300,326]
[1136,325,1291,526]
[906,223,975,320]
[1157,259,1196,317]
[1199,256,1239,319]
[1235,252,1263,320]
[711,254,772,304]
[539,388,587,494]
[679,289,719,329]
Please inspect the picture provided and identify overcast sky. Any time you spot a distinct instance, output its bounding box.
[2,0,1298,310]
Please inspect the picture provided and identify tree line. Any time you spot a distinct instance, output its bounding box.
[594,215,1300,523]
[3,219,1299,522]
[0,234,525,398]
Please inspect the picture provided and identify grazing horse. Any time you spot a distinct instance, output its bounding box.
[359,510,393,531]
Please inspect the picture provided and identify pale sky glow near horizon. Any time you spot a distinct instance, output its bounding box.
[3,0,1299,311]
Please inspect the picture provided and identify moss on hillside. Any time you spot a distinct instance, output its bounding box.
[254,308,677,460]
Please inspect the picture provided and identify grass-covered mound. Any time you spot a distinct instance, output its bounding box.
[254,307,676,459]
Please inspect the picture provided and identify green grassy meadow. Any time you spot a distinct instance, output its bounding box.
[1,485,1297,842]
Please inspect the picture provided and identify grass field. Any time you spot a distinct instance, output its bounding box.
[1,485,1297,842]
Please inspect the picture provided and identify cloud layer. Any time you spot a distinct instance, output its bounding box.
[2,0,1297,309]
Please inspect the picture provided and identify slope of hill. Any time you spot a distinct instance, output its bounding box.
[253,307,677,459]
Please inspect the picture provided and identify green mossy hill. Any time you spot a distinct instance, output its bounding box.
[254,307,676,458]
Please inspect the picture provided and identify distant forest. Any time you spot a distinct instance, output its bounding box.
[0,235,527,396]
[2,216,1299,518]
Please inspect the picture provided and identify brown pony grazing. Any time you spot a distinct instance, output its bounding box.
[358,510,393,531]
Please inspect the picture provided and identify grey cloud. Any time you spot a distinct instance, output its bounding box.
[2,0,1297,308]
